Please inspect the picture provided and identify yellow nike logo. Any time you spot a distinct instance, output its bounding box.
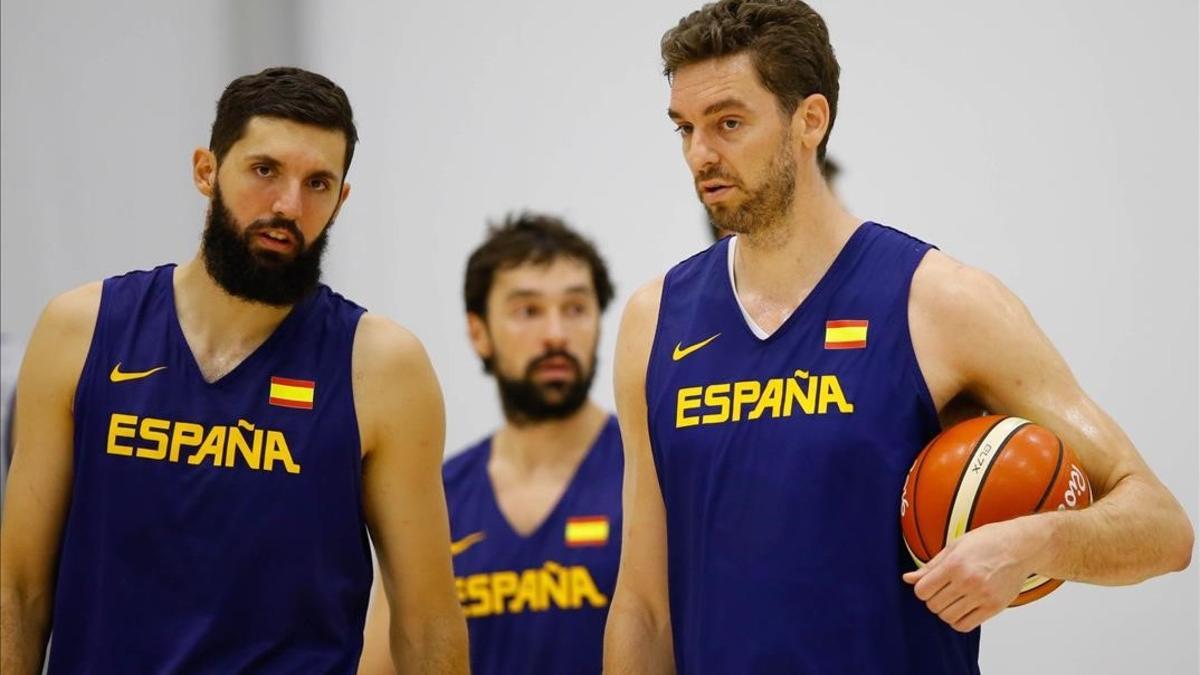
[110,363,167,383]
[672,333,720,361]
[450,531,486,556]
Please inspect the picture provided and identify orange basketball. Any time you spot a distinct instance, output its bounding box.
[899,415,1092,606]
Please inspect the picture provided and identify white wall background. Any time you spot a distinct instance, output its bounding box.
[2,1,1196,672]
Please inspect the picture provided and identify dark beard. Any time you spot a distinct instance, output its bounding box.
[495,348,595,425]
[701,130,796,235]
[201,184,331,307]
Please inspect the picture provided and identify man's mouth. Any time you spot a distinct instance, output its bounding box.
[255,229,298,252]
[699,180,736,202]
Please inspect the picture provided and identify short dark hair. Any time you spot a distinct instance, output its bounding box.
[209,66,358,176]
[463,212,615,320]
[662,0,840,160]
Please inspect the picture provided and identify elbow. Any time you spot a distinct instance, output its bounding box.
[393,612,469,673]
[1153,498,1195,575]
[605,590,672,645]
[1168,513,1194,573]
[0,579,53,618]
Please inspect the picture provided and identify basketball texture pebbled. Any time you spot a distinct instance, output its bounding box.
[900,415,1093,606]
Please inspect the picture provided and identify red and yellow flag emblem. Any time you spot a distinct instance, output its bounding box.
[565,516,610,548]
[824,320,868,350]
[269,376,315,410]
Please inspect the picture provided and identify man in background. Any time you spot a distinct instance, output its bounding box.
[362,213,622,675]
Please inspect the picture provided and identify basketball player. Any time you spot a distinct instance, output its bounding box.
[360,214,622,674]
[0,68,467,673]
[603,2,1194,673]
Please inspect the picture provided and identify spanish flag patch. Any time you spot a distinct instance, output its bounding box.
[824,320,868,350]
[269,376,315,410]
[565,516,610,548]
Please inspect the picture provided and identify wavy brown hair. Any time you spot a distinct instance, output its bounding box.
[662,0,840,160]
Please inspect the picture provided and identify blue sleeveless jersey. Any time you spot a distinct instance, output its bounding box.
[443,415,623,675]
[645,223,979,674]
[50,265,373,673]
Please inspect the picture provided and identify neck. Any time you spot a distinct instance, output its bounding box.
[173,254,296,354]
[734,166,861,306]
[492,401,607,474]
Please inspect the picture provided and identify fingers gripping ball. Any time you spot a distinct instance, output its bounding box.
[900,415,1092,606]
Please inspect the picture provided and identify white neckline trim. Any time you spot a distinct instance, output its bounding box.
[727,236,772,340]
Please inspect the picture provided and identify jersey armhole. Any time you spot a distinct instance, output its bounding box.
[70,282,109,420]
[642,273,673,436]
[642,272,679,498]
[902,248,942,433]
[346,309,367,465]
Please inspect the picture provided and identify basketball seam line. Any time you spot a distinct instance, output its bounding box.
[941,416,1006,551]
[964,421,1029,531]
[1022,436,1065,600]
[1032,437,1065,513]
[911,441,934,562]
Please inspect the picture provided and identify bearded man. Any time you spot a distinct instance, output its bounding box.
[0,67,467,675]
[361,213,621,675]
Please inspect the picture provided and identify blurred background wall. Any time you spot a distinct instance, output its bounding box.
[2,0,1196,672]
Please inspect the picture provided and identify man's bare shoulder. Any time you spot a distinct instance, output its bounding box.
[909,249,1046,404]
[911,249,1028,329]
[43,281,104,330]
[348,312,441,410]
[350,313,443,458]
[622,276,666,327]
[20,281,105,401]
[32,281,104,355]
[352,312,430,373]
[614,276,666,390]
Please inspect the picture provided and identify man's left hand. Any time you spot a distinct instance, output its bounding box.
[902,517,1045,632]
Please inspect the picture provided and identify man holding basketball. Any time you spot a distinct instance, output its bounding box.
[603,1,1193,673]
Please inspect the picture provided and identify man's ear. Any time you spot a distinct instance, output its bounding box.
[791,93,831,156]
[193,148,218,198]
[467,312,493,363]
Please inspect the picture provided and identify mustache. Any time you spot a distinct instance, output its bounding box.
[695,166,741,184]
[525,348,583,378]
[245,217,306,248]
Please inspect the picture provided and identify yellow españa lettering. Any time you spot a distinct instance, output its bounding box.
[105,413,301,474]
[456,561,608,618]
[675,369,855,428]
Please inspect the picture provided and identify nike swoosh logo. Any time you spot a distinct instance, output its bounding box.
[673,333,720,361]
[109,363,167,383]
[449,531,485,556]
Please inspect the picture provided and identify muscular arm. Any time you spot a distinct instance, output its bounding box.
[905,253,1193,628]
[1,283,100,674]
[603,278,675,675]
[354,315,468,674]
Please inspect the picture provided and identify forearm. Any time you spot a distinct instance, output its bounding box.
[389,613,469,675]
[0,587,52,675]
[603,599,675,675]
[1025,475,1193,585]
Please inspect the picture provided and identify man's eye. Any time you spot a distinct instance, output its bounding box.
[254,165,273,177]
[674,125,693,136]
[721,119,741,131]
